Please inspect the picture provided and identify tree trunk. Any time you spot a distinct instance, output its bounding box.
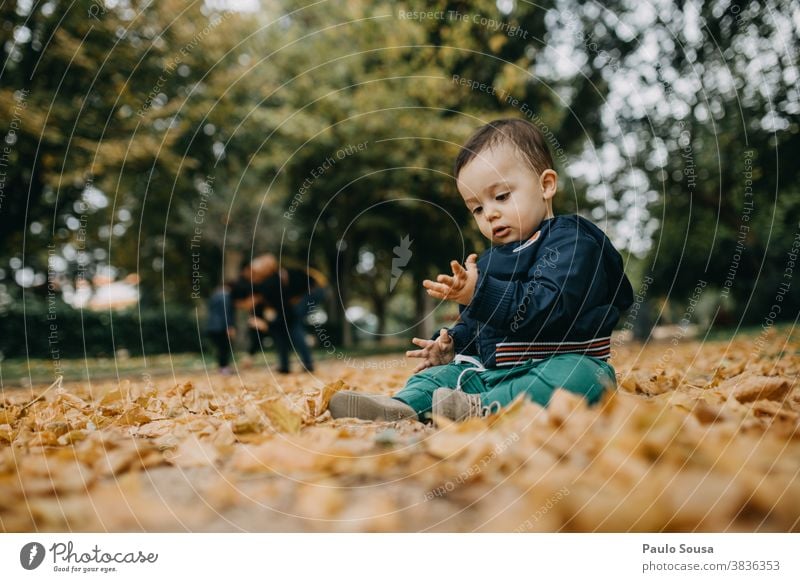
[330,244,353,349]
[373,294,386,343]
[633,299,654,342]
[413,275,433,340]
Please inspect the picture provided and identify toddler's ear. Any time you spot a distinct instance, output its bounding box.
[540,169,558,200]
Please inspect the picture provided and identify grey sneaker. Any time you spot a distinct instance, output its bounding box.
[329,391,418,421]
[432,388,498,421]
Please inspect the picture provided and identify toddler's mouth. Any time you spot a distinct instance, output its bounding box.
[493,226,511,238]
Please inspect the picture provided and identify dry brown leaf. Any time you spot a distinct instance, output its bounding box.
[546,389,588,426]
[426,429,479,459]
[165,435,220,468]
[0,424,15,443]
[719,374,792,403]
[312,379,349,417]
[0,409,19,425]
[260,399,303,434]
[750,399,799,422]
[115,405,156,426]
[5,329,800,533]
[692,400,727,424]
[229,438,324,474]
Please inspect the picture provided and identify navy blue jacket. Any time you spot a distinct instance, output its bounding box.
[437,214,634,368]
[206,288,235,334]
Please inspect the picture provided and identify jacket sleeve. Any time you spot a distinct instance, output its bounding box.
[430,306,478,356]
[464,230,603,333]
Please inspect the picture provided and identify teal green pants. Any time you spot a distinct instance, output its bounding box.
[393,354,616,416]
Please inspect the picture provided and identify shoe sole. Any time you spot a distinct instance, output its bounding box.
[329,391,417,421]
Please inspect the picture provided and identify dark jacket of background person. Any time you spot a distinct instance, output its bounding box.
[206,286,235,333]
[254,267,319,373]
[230,279,270,356]
[259,267,317,323]
[206,285,236,369]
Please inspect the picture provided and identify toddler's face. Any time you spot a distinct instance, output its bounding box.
[456,142,556,245]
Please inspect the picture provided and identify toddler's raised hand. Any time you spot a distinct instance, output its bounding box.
[423,253,478,305]
[405,328,455,373]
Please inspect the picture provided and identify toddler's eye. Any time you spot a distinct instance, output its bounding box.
[472,206,483,215]
[496,192,510,201]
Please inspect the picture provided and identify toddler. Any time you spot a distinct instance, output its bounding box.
[330,118,634,422]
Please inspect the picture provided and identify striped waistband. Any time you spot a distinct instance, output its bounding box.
[494,336,611,367]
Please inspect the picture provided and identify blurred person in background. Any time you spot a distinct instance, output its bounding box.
[205,280,237,375]
[259,259,329,374]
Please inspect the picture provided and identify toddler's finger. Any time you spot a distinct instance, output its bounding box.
[437,274,455,285]
[424,281,452,296]
[413,362,430,374]
[426,289,449,300]
[410,337,431,347]
[405,349,425,358]
[423,279,452,292]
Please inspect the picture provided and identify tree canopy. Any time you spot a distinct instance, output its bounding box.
[2,0,797,347]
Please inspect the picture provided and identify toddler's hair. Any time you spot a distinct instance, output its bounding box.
[454,118,555,178]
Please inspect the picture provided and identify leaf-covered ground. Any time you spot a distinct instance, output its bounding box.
[1,327,798,532]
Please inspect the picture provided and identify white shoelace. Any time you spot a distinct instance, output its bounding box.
[452,355,505,417]
[453,354,486,392]
[482,400,503,417]
[460,393,503,418]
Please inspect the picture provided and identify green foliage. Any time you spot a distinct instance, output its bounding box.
[0,296,200,359]
[600,0,800,324]
[2,0,797,356]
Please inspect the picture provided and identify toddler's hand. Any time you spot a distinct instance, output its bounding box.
[423,253,478,305]
[405,328,455,373]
